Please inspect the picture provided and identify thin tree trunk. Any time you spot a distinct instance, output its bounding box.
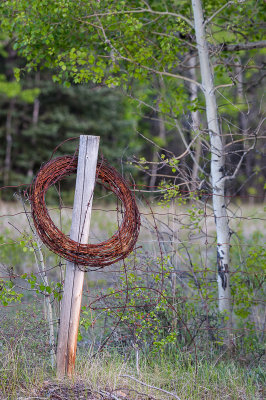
[188,55,202,191]
[191,0,232,345]
[28,72,40,178]
[235,58,254,203]
[35,236,56,369]
[4,99,15,185]
[21,197,56,368]
[149,79,166,190]
[235,58,248,143]
[149,111,166,189]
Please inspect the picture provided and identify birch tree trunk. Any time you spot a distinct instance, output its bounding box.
[191,0,232,345]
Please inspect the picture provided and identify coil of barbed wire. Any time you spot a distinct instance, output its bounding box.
[30,155,140,269]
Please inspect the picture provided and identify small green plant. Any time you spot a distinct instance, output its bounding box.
[0,279,23,306]
[21,272,63,300]
[231,230,266,354]
[158,182,187,206]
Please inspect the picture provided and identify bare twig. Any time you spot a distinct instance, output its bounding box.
[82,7,194,28]
[204,1,235,27]
[220,40,266,52]
[222,117,265,182]
[121,374,182,400]
[214,82,234,91]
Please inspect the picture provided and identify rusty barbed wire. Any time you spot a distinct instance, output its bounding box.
[0,140,265,367]
[29,155,140,269]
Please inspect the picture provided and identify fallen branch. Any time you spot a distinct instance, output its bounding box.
[121,374,182,400]
[98,390,123,400]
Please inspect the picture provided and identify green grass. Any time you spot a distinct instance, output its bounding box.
[0,309,265,400]
[74,350,265,399]
[0,343,265,399]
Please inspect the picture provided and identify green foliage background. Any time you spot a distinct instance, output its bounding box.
[0,0,265,199]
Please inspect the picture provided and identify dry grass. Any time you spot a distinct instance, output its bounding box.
[1,200,265,238]
[0,302,265,400]
[1,351,263,400]
[0,200,265,399]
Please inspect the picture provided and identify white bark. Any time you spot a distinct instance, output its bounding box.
[35,236,56,369]
[20,197,56,368]
[191,0,232,341]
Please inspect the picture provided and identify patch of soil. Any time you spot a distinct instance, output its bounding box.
[38,381,97,399]
[36,380,156,400]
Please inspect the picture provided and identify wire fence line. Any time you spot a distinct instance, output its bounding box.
[0,191,265,359]
[0,141,265,373]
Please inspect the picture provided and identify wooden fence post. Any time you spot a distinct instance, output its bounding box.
[56,135,99,377]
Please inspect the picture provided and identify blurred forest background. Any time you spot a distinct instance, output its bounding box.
[0,33,265,201]
[0,1,265,399]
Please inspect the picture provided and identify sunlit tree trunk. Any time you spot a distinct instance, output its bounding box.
[191,0,232,345]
